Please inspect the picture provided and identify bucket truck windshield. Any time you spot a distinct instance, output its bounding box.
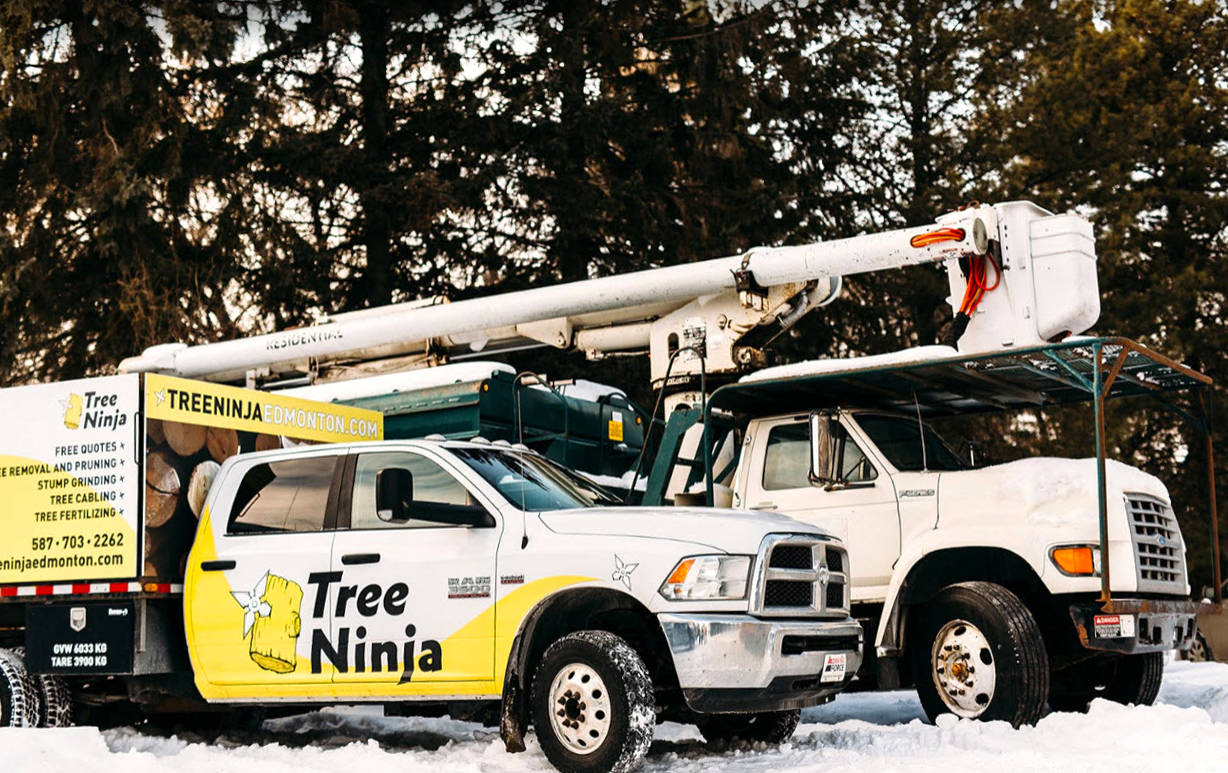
[451,447,622,511]
[855,414,966,472]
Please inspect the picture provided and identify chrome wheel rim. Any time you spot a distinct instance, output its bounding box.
[548,662,612,755]
[931,619,997,718]
[1187,636,1209,662]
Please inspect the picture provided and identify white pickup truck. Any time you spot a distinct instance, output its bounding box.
[0,374,862,773]
[183,439,862,771]
[646,338,1206,727]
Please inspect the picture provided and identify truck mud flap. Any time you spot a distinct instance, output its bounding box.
[25,600,135,675]
[1069,599,1200,655]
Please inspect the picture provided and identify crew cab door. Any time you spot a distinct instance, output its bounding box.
[186,451,342,687]
[327,448,502,688]
[742,416,901,602]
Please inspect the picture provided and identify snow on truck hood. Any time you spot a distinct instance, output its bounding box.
[539,507,833,554]
[939,457,1170,529]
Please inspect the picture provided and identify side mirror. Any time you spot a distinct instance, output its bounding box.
[809,412,839,487]
[376,468,414,523]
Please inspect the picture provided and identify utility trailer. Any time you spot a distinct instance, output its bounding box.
[643,337,1217,724]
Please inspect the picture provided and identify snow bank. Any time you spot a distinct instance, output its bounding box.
[7,663,1228,773]
[740,345,960,383]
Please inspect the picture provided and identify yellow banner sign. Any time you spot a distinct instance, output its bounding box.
[145,375,383,444]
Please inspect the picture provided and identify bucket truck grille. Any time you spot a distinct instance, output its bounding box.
[754,536,850,618]
[1125,494,1186,592]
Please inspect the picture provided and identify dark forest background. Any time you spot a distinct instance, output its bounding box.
[1,1,1225,587]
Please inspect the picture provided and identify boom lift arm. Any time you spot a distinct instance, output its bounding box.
[119,202,1099,394]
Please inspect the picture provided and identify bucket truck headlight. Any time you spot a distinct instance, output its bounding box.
[660,556,753,600]
[1050,545,1102,577]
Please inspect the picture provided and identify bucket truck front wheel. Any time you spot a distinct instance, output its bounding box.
[1049,652,1164,713]
[912,582,1049,727]
[531,630,654,773]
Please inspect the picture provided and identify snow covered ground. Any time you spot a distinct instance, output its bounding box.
[6,661,1228,773]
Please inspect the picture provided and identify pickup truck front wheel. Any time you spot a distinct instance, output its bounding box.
[531,630,655,773]
[912,582,1049,728]
[697,709,801,746]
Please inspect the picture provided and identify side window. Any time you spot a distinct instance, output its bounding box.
[350,451,476,530]
[228,456,338,534]
[840,435,878,483]
[762,423,811,490]
[761,421,878,491]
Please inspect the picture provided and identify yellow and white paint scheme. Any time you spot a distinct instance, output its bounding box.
[0,373,385,586]
[183,439,822,703]
[0,375,143,584]
[144,373,382,444]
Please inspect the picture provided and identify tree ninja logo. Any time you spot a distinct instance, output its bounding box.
[306,571,443,684]
[62,391,127,431]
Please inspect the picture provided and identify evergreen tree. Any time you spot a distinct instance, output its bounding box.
[998,0,1228,588]
[0,1,250,383]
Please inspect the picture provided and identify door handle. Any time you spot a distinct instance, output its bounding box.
[200,560,236,572]
[754,503,778,511]
[341,553,381,565]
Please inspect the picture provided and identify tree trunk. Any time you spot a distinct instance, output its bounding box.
[359,1,392,307]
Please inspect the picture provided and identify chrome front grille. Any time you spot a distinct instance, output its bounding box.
[1125,494,1186,592]
[753,535,850,618]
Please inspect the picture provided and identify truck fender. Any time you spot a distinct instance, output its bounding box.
[874,533,1048,656]
[499,586,670,753]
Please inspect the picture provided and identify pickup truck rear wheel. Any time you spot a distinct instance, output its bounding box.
[33,674,74,727]
[912,582,1049,727]
[696,709,801,746]
[1049,652,1164,713]
[531,630,654,773]
[0,648,33,727]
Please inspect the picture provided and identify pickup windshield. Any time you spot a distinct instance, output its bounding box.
[450,447,621,511]
[854,414,967,472]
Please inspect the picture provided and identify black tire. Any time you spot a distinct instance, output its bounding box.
[11,648,43,727]
[697,710,800,746]
[0,648,33,728]
[911,582,1049,727]
[1183,633,1212,663]
[531,630,654,773]
[34,674,74,728]
[1049,652,1164,713]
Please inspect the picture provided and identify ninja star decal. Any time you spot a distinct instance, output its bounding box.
[612,555,639,590]
[232,572,273,637]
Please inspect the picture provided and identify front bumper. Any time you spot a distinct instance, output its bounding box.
[659,613,863,713]
[1069,598,1200,654]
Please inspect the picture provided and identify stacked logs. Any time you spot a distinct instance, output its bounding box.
[143,420,284,580]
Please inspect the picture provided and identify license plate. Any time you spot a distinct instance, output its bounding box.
[1093,613,1136,639]
[820,652,847,683]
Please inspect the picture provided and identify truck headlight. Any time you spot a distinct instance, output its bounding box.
[659,555,752,601]
[1050,545,1102,576]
